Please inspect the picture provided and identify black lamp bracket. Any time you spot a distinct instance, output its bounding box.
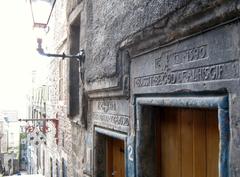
[37,38,85,61]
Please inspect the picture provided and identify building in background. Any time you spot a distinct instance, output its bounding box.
[19,132,27,171]
[0,110,20,175]
[27,1,240,177]
[26,54,72,177]
[0,113,7,154]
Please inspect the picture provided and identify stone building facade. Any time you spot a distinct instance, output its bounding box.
[27,58,73,176]
[0,110,20,175]
[31,0,240,177]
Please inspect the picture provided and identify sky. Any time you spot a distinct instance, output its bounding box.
[0,1,47,118]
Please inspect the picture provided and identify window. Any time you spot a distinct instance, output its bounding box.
[62,131,65,147]
[50,158,53,177]
[69,15,80,117]
[56,160,59,177]
[59,60,63,101]
[62,158,67,177]
[37,148,41,171]
[43,151,45,175]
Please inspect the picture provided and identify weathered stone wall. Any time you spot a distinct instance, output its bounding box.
[42,0,73,177]
[51,0,68,52]
[44,59,73,177]
[46,0,240,177]
[85,0,190,82]
[71,123,85,177]
[84,0,240,84]
[65,2,87,177]
[82,1,240,177]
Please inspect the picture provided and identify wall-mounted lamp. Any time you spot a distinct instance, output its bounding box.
[30,0,56,28]
[37,38,85,60]
[30,0,85,61]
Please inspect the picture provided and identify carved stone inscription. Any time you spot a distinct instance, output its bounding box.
[97,100,116,113]
[132,23,240,90]
[135,60,238,87]
[155,44,208,72]
[92,99,129,128]
[92,113,129,127]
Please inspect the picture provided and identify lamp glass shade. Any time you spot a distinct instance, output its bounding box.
[30,0,55,28]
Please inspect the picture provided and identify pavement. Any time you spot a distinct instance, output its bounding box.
[4,174,44,177]
[6,175,44,177]
[5,171,44,177]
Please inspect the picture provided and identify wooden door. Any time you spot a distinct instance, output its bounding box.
[107,138,125,177]
[155,107,219,177]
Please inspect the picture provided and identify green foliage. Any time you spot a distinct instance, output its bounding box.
[20,133,27,139]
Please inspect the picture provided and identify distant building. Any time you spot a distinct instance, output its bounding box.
[0,115,7,154]
[0,110,20,175]
[19,132,27,171]
[27,63,72,177]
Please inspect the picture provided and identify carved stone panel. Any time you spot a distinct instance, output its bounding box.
[131,21,240,94]
[86,50,129,98]
[91,99,129,132]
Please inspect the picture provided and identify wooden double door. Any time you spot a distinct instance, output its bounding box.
[107,137,125,177]
[154,107,219,177]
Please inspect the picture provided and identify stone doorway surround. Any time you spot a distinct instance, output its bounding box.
[93,127,128,177]
[135,95,229,177]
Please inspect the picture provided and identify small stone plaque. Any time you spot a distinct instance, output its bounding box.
[91,99,129,131]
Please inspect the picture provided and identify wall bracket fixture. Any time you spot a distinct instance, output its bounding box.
[37,38,85,61]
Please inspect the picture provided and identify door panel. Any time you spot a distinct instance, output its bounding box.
[192,110,206,177]
[206,110,219,177]
[158,108,181,177]
[107,139,113,177]
[107,138,125,177]
[181,108,194,177]
[155,107,219,177]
